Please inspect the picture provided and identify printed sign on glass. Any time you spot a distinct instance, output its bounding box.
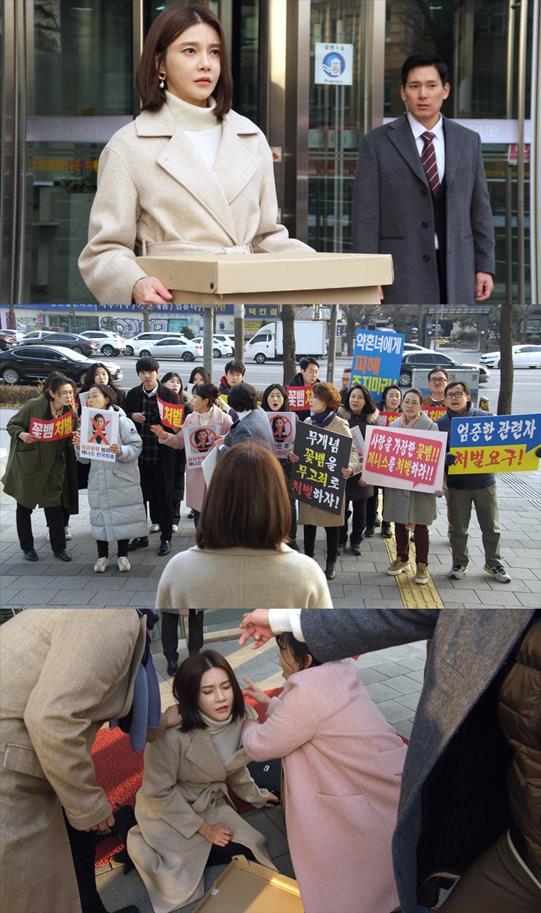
[448,413,541,474]
[362,425,447,494]
[290,421,352,516]
[314,42,354,86]
[350,330,405,397]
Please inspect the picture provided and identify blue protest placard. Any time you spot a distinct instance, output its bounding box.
[350,329,405,397]
[449,413,541,474]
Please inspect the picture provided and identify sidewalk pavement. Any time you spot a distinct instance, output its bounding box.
[1,468,540,609]
[96,627,427,913]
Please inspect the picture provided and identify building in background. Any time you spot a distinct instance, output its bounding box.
[1,0,537,307]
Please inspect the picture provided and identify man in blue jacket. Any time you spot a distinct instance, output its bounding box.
[437,379,510,583]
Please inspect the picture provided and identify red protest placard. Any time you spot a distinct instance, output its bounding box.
[157,396,185,430]
[29,413,74,442]
[286,386,312,412]
[377,411,402,426]
[422,405,447,422]
[362,425,447,493]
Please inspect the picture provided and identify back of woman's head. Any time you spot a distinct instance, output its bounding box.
[275,633,322,670]
[228,382,257,412]
[172,649,244,731]
[196,442,291,550]
[193,382,219,406]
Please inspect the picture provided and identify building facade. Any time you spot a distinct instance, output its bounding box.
[1,0,538,307]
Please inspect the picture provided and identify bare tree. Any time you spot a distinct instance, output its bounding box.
[281,305,297,384]
[497,302,514,414]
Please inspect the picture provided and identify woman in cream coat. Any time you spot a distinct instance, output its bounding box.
[128,651,276,913]
[78,4,310,305]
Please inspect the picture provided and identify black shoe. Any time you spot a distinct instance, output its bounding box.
[325,560,336,580]
[364,526,375,538]
[54,550,72,562]
[166,661,178,677]
[337,541,346,556]
[351,542,362,556]
[23,548,38,561]
[128,537,148,551]
[381,522,392,539]
[158,540,171,556]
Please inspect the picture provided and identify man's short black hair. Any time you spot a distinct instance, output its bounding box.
[445,380,471,396]
[428,367,449,381]
[401,54,450,87]
[136,356,160,374]
[299,356,319,370]
[225,359,246,376]
[228,382,258,412]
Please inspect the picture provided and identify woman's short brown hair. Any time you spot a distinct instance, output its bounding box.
[196,442,291,550]
[311,381,341,411]
[136,4,233,119]
[172,650,245,731]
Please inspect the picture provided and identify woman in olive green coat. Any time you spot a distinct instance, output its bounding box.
[2,375,79,561]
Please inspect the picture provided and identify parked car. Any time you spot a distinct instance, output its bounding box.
[191,335,234,358]
[0,333,16,351]
[128,336,203,361]
[122,331,188,356]
[18,332,98,356]
[1,329,25,344]
[480,344,541,369]
[0,346,122,386]
[398,350,489,386]
[79,330,127,356]
[20,330,56,342]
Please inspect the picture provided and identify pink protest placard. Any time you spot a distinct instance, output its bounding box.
[362,425,447,493]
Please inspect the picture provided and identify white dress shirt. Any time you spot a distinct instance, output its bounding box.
[407,112,445,249]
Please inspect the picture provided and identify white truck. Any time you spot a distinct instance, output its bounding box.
[245,321,327,364]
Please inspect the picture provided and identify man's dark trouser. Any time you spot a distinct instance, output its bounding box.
[64,808,135,913]
[162,610,204,665]
[139,463,172,543]
[16,503,66,553]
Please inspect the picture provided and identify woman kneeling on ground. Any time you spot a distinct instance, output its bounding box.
[127,650,278,913]
[242,632,406,913]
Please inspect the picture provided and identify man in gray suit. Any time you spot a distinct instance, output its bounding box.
[239,609,540,913]
[217,382,274,452]
[353,54,495,305]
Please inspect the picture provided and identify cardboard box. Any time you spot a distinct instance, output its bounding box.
[135,251,393,305]
[193,856,304,913]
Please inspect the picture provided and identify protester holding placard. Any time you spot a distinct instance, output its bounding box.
[124,357,180,557]
[337,384,378,556]
[151,382,232,528]
[437,380,511,584]
[3,374,79,562]
[72,383,147,574]
[158,372,191,534]
[373,385,403,538]
[422,368,448,408]
[262,382,299,549]
[287,357,320,421]
[218,359,246,396]
[289,381,358,581]
[384,388,439,586]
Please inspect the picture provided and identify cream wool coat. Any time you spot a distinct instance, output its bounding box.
[127,714,275,913]
[78,105,311,304]
[242,661,406,913]
[0,609,147,913]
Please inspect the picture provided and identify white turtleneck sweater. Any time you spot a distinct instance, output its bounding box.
[165,91,222,170]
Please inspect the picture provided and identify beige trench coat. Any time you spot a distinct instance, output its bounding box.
[0,609,147,913]
[298,415,359,528]
[128,714,275,913]
[78,105,311,304]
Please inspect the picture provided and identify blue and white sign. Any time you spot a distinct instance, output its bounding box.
[315,43,353,86]
[350,329,405,397]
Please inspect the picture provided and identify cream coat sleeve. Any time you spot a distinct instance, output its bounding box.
[226,761,273,807]
[24,611,141,830]
[78,145,148,304]
[242,678,319,761]
[139,730,205,838]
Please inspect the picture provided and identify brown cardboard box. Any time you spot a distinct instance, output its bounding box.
[193,856,304,913]
[135,251,393,305]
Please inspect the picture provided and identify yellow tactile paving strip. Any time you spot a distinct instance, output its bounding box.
[384,536,444,609]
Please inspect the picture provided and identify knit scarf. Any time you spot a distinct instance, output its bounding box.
[309,409,336,428]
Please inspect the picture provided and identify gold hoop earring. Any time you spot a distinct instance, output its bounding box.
[158,70,166,89]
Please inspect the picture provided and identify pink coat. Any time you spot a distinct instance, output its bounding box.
[159,406,232,511]
[242,662,406,913]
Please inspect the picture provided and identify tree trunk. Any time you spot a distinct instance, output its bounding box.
[497,302,514,414]
[281,305,296,385]
[142,306,150,332]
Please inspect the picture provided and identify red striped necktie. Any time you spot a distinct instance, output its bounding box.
[421,131,441,197]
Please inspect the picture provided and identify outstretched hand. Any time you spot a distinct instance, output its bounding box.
[239,611,272,649]
[242,676,272,705]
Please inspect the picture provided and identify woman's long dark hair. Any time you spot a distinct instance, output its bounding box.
[172,650,245,731]
[343,383,378,416]
[261,383,287,412]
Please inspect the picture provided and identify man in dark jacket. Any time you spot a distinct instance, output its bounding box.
[124,356,180,556]
[239,609,541,913]
[287,356,320,421]
[437,379,510,583]
[218,359,246,396]
[218,383,274,452]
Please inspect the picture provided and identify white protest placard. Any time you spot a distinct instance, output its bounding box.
[267,412,296,460]
[314,43,353,86]
[362,425,447,494]
[201,446,218,488]
[185,423,221,469]
[79,406,119,462]
[350,426,365,460]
